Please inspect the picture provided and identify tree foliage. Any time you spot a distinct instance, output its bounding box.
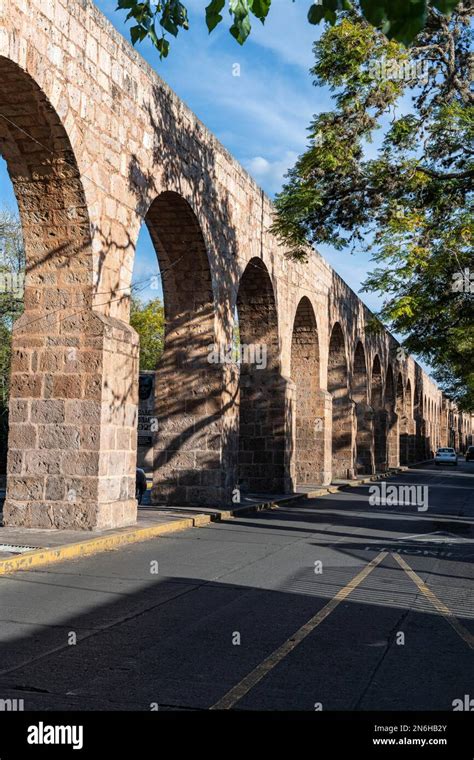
[130,296,165,370]
[0,210,24,473]
[116,0,462,58]
[272,2,473,409]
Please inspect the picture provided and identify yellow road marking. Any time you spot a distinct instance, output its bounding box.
[393,553,474,650]
[210,551,388,710]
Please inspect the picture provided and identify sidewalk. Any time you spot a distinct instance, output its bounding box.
[0,507,212,573]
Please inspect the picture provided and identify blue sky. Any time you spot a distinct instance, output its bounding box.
[0,0,416,325]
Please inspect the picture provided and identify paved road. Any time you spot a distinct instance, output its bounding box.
[0,462,472,711]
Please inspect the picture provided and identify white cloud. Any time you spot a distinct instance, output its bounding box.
[244,151,298,194]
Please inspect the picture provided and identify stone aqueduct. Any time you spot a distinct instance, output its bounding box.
[1,0,472,531]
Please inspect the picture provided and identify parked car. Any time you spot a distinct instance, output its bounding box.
[465,446,474,462]
[135,468,148,504]
[434,447,457,466]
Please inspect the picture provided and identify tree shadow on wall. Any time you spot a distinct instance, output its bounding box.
[126,83,251,505]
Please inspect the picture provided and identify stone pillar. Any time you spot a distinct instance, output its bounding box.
[373,409,387,472]
[386,409,399,468]
[414,417,423,461]
[237,368,287,495]
[354,402,374,475]
[288,386,332,488]
[4,312,139,530]
[399,414,409,466]
[406,418,416,463]
[318,390,333,486]
[151,355,238,507]
[453,428,459,452]
[286,377,297,492]
[426,421,432,458]
[440,411,448,448]
[331,397,354,480]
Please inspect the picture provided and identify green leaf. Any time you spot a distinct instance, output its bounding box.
[176,2,190,30]
[116,0,136,9]
[130,24,148,44]
[149,23,160,47]
[159,0,188,36]
[360,0,427,45]
[308,0,346,25]
[324,8,338,24]
[308,4,326,24]
[431,0,459,12]
[229,0,252,44]
[205,0,225,32]
[125,3,153,26]
[249,0,272,23]
[160,14,178,36]
[155,36,170,58]
[229,14,252,44]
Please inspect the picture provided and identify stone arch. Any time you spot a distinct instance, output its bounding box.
[371,356,383,409]
[290,297,323,486]
[372,355,386,470]
[352,342,368,404]
[1,57,139,530]
[328,322,352,479]
[0,58,93,311]
[406,380,413,419]
[396,373,404,412]
[353,341,372,474]
[386,366,396,410]
[236,258,285,494]
[385,365,399,468]
[145,192,215,347]
[144,192,231,506]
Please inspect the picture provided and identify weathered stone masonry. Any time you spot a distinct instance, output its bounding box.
[1,0,472,530]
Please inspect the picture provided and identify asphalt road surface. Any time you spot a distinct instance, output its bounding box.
[0,461,472,711]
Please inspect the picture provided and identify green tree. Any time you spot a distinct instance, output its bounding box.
[272,3,473,409]
[0,209,24,473]
[130,296,165,370]
[116,0,461,58]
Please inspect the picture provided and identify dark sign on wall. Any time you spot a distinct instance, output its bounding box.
[137,372,155,468]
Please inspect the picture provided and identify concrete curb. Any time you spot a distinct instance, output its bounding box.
[0,513,212,577]
[216,494,303,519]
[290,471,397,502]
[286,460,436,503]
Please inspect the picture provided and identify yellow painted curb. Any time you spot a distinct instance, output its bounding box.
[0,515,211,576]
